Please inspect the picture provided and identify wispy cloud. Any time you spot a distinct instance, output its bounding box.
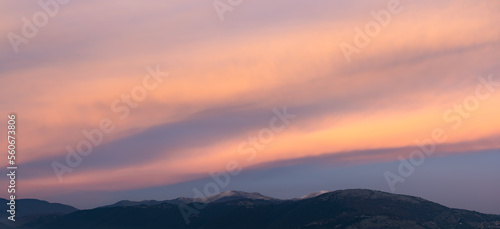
[1,0,499,206]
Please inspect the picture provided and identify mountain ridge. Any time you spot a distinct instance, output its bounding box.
[0,198,78,218]
[35,189,500,228]
[102,190,278,208]
[3,189,500,228]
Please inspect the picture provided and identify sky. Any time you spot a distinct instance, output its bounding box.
[0,0,499,213]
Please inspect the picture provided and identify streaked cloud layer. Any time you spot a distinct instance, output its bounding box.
[1,0,499,211]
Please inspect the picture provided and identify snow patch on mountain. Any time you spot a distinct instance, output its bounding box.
[205,190,275,202]
[299,190,330,199]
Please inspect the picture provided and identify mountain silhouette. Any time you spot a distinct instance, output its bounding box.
[102,190,277,208]
[4,190,500,228]
[0,198,77,218]
[0,198,77,229]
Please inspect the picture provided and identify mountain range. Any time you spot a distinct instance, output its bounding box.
[102,190,278,208]
[1,189,499,229]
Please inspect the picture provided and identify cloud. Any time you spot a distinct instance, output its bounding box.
[1,0,499,203]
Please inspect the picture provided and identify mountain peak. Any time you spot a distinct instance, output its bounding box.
[299,190,330,199]
[205,190,275,203]
[313,189,432,206]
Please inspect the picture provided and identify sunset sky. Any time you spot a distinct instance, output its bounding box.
[1,0,499,213]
